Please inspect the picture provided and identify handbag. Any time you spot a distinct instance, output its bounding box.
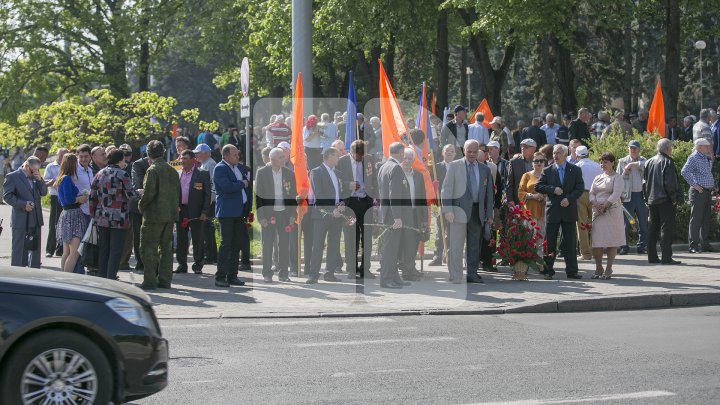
[79,218,99,268]
[23,204,38,251]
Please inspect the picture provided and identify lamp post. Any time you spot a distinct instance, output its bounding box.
[466,67,473,108]
[695,40,706,109]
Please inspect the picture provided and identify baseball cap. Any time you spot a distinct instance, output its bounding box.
[628,140,641,149]
[454,105,467,113]
[119,144,132,154]
[489,116,503,126]
[575,145,589,156]
[193,143,211,153]
[278,141,291,150]
[520,138,537,147]
[487,140,501,149]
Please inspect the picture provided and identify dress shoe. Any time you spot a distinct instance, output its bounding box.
[173,267,188,274]
[380,281,402,289]
[214,280,230,287]
[661,259,682,265]
[543,274,553,280]
[192,267,203,274]
[467,274,484,283]
[228,278,246,286]
[279,276,291,282]
[239,263,252,271]
[636,247,647,254]
[483,265,498,272]
[648,257,661,264]
[305,277,319,284]
[158,284,171,289]
[140,284,157,291]
[618,246,629,255]
[688,247,699,254]
[394,279,412,286]
[566,274,583,279]
[703,246,715,252]
[45,253,53,258]
[402,273,422,281]
[323,274,341,282]
[428,258,442,266]
[263,276,273,283]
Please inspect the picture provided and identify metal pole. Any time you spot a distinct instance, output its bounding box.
[699,49,703,109]
[292,0,313,110]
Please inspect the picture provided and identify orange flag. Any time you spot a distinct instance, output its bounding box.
[290,72,309,221]
[468,99,494,129]
[431,92,436,116]
[171,123,178,138]
[379,60,407,157]
[647,80,666,137]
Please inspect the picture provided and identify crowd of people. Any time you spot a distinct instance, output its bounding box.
[3,103,720,290]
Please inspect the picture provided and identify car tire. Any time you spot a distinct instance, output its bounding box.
[0,330,113,405]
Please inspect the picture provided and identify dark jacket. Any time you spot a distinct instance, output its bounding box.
[377,158,404,224]
[643,152,684,205]
[535,162,585,223]
[493,158,509,208]
[180,167,211,219]
[213,160,251,218]
[309,164,346,219]
[2,169,47,228]
[393,170,428,229]
[556,125,570,146]
[506,156,533,204]
[139,158,180,223]
[435,161,449,195]
[130,157,150,214]
[569,119,591,146]
[255,165,297,221]
[440,121,469,147]
[521,126,548,148]
[336,154,379,200]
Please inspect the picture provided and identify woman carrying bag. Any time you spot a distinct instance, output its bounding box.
[55,154,88,273]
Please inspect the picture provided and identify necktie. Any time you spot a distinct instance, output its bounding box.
[469,163,478,202]
[558,166,564,184]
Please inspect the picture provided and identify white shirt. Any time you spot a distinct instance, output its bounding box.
[303,127,321,148]
[226,161,247,204]
[323,163,340,204]
[352,159,366,198]
[468,122,490,145]
[200,158,217,202]
[540,123,559,145]
[43,161,60,196]
[575,158,603,191]
[272,168,284,211]
[74,164,93,214]
[405,171,416,207]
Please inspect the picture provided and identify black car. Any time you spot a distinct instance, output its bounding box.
[0,267,168,404]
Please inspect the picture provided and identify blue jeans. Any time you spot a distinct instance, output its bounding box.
[622,192,648,249]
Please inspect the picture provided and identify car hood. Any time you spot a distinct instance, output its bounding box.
[0,266,152,304]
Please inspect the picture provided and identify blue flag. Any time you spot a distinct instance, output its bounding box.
[345,71,357,151]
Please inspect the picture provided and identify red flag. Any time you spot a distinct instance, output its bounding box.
[647,80,666,137]
[290,72,309,221]
[431,92,437,116]
[379,60,407,157]
[468,99,494,129]
[171,123,178,138]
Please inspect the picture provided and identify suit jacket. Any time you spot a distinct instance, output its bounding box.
[377,158,405,224]
[130,157,150,214]
[140,158,180,223]
[394,170,428,229]
[180,167,211,219]
[309,164,346,219]
[213,160,251,218]
[255,165,297,220]
[535,162,585,223]
[441,158,494,223]
[506,156,532,204]
[435,161,449,196]
[3,169,47,228]
[569,119,591,146]
[336,154,379,200]
[521,126,548,148]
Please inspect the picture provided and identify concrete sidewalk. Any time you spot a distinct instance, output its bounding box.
[1,203,719,319]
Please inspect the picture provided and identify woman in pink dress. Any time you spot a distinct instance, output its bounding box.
[589,152,625,279]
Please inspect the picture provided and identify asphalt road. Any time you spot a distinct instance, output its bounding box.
[131,307,720,405]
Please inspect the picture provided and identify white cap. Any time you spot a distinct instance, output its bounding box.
[487,140,501,149]
[575,145,589,156]
[278,142,291,150]
[520,138,537,147]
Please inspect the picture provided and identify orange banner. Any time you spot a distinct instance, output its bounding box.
[468,99,493,128]
[290,72,309,221]
[647,80,666,137]
[379,60,407,157]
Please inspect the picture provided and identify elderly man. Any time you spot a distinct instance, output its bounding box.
[681,138,715,253]
[368,116,382,157]
[591,111,611,138]
[506,138,537,204]
[3,156,48,267]
[442,140,494,284]
[90,145,107,174]
[174,150,211,275]
[681,116,694,141]
[574,145,603,260]
[440,105,469,154]
[429,144,456,266]
[693,108,713,141]
[490,116,513,158]
[468,112,490,145]
[633,109,649,134]
[617,140,648,255]
[521,117,548,148]
[536,144,585,279]
[194,143,218,264]
[569,108,593,146]
[331,139,347,157]
[644,138,683,265]
[540,114,559,145]
[396,148,428,281]
[44,148,68,257]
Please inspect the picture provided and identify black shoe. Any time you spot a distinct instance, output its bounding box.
[263,276,273,283]
[323,274,341,282]
[173,267,188,274]
[689,247,699,254]
[141,284,157,291]
[306,277,319,284]
[393,279,412,286]
[618,247,629,255]
[228,278,246,286]
[467,274,484,283]
[239,263,252,271]
[636,247,646,254]
[661,259,682,265]
[192,267,203,274]
[566,274,583,279]
[703,246,714,252]
[380,281,402,289]
[158,284,171,289]
[483,265,498,272]
[279,276,291,282]
[648,257,661,263]
[45,253,53,258]
[428,258,442,266]
[215,280,230,287]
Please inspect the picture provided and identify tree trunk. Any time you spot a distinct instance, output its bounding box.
[138,39,150,92]
[623,22,633,112]
[435,8,449,115]
[540,37,555,113]
[551,35,577,114]
[460,46,468,107]
[385,33,396,85]
[663,0,680,120]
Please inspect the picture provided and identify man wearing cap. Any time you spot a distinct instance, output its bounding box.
[574,145,603,260]
[617,140,648,255]
[440,105,469,155]
[489,116,513,158]
[681,138,715,254]
[506,138,536,205]
[195,143,219,263]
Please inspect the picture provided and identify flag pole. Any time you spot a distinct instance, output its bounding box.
[427,149,448,263]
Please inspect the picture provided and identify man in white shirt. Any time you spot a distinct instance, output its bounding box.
[73,144,94,274]
[540,113,559,145]
[468,112,490,145]
[43,148,68,257]
[574,145,603,260]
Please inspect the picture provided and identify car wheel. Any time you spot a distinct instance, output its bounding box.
[0,330,113,405]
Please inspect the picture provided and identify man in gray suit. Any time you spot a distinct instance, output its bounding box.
[3,156,48,267]
[441,140,494,283]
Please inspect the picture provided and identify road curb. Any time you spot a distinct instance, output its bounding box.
[154,290,720,320]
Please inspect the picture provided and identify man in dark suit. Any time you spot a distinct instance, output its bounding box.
[3,156,48,267]
[535,144,585,279]
[130,154,151,272]
[213,144,252,287]
[377,142,412,288]
[306,148,346,284]
[256,148,297,282]
[569,108,592,146]
[520,117,548,148]
[429,144,456,266]
[441,140,494,284]
[174,150,211,274]
[237,151,253,271]
[506,138,537,204]
[337,140,378,279]
[396,148,429,281]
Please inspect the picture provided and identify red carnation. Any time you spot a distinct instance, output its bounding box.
[247,212,254,223]
[510,249,517,257]
[181,218,189,229]
[270,216,276,225]
[284,225,293,233]
[515,241,521,247]
[509,258,515,265]
[534,226,540,230]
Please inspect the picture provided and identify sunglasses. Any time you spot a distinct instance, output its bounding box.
[533,160,546,164]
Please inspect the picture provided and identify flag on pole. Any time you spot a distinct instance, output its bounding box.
[378,60,407,157]
[290,72,309,221]
[171,123,178,138]
[345,71,357,150]
[442,106,449,124]
[468,99,494,128]
[431,92,437,116]
[647,80,666,137]
[415,83,435,151]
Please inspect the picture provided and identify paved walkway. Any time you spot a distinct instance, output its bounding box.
[1,204,719,318]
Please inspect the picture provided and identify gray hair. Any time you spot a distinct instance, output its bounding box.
[331,139,344,148]
[389,142,405,155]
[578,107,590,116]
[545,113,555,122]
[442,144,456,153]
[464,139,480,150]
[369,116,380,126]
[657,138,673,154]
[700,108,711,122]
[321,113,330,122]
[683,116,693,125]
[269,148,284,160]
[553,144,568,156]
[403,148,416,161]
[598,111,610,121]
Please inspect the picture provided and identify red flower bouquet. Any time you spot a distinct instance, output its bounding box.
[494,202,545,279]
